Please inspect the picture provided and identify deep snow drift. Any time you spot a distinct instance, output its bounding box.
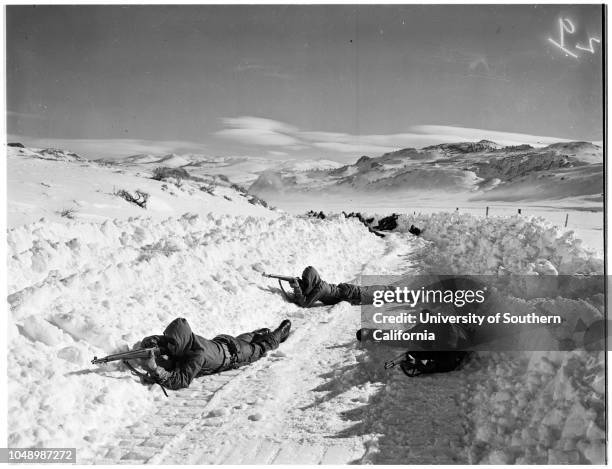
[391,211,603,275]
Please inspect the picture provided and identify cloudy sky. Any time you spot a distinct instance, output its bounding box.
[7,4,604,161]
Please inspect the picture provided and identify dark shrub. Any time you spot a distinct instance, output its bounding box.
[151,166,190,181]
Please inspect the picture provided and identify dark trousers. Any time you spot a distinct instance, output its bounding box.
[335,283,362,304]
[221,329,282,368]
[319,284,396,306]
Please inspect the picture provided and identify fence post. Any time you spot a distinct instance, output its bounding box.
[486,206,489,217]
[564,213,569,227]
[518,208,522,215]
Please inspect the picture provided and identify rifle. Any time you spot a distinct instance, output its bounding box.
[261,272,298,283]
[92,347,168,397]
[91,347,160,365]
[384,352,408,370]
[262,273,298,302]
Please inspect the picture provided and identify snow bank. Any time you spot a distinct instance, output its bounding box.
[462,350,605,464]
[7,213,386,459]
[376,212,604,464]
[392,211,603,275]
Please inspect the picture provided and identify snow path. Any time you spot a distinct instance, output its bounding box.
[84,232,467,464]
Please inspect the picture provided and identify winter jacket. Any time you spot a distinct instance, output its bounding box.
[292,266,361,307]
[145,318,227,390]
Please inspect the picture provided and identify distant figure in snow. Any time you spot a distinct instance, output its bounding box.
[306,210,326,219]
[408,224,422,236]
[374,213,399,231]
[287,266,394,308]
[141,317,291,390]
[342,211,375,225]
[342,211,386,238]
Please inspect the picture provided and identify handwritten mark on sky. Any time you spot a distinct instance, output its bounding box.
[548,17,600,59]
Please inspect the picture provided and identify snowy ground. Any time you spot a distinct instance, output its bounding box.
[6,145,606,464]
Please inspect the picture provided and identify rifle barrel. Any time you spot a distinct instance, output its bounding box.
[91,347,159,365]
[262,272,295,282]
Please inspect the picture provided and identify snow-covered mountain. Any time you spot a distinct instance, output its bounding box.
[248,140,603,204]
[104,152,344,186]
[121,153,192,167]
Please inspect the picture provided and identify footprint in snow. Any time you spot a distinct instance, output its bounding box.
[207,408,229,418]
[251,263,265,273]
[248,412,264,421]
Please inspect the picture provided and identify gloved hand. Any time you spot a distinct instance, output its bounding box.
[143,349,157,372]
[288,278,301,289]
[141,336,158,348]
[140,373,158,385]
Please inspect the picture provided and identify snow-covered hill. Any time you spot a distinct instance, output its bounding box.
[546,141,603,164]
[248,140,603,205]
[104,152,344,187]
[8,144,88,163]
[7,145,272,227]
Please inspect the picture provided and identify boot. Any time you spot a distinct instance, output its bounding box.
[274,319,292,343]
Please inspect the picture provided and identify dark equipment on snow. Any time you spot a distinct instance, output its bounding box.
[385,351,468,377]
[374,213,399,231]
[342,211,386,238]
[380,318,469,376]
[91,346,160,365]
[342,211,375,225]
[408,224,422,236]
[306,210,326,219]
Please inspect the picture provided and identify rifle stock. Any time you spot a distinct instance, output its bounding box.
[91,347,160,365]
